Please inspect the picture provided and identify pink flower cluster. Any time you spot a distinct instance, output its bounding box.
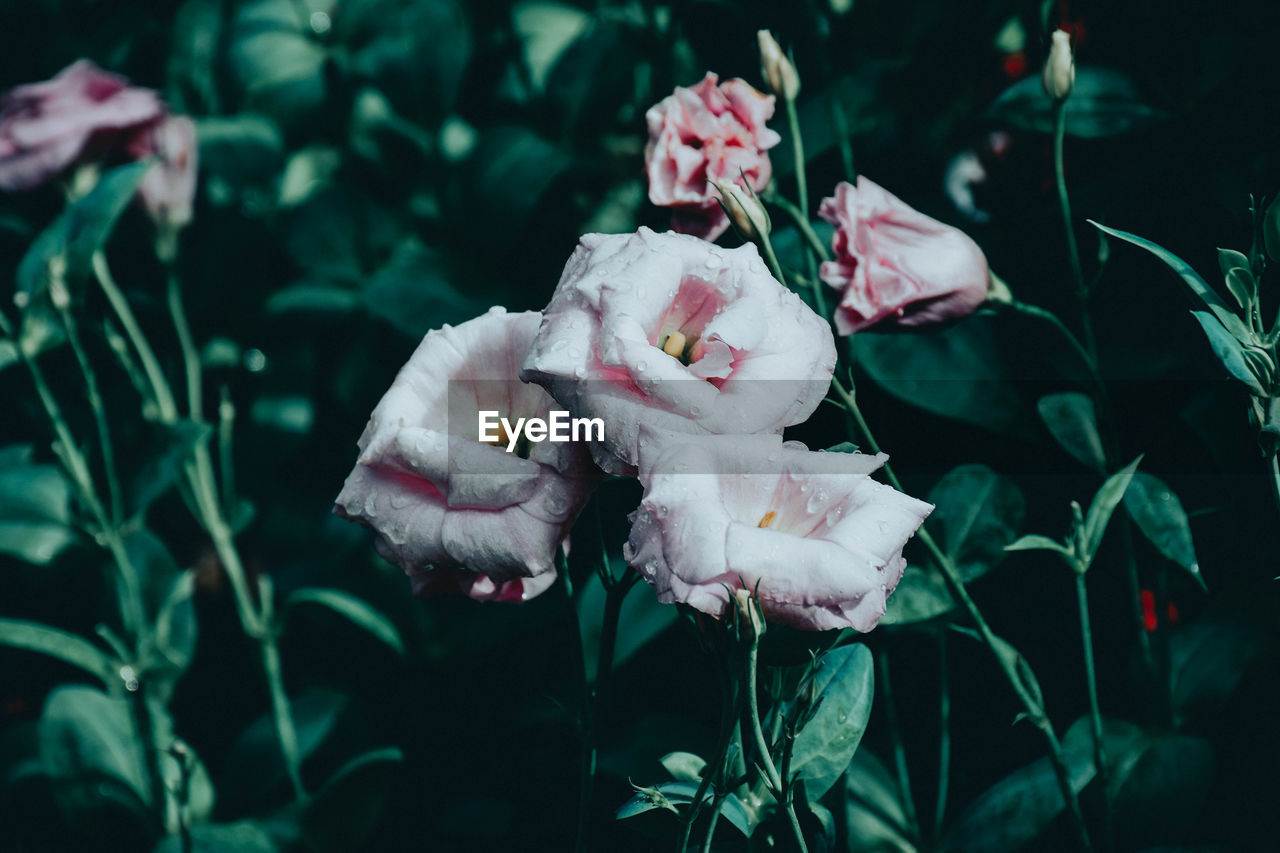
[337,228,931,632]
[0,60,197,229]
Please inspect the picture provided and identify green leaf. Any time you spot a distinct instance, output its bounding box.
[950,626,1044,716]
[1090,222,1251,343]
[343,0,471,117]
[1265,195,1280,262]
[1037,392,1106,473]
[843,749,917,853]
[1224,266,1256,311]
[852,313,1038,438]
[1216,248,1250,278]
[659,751,706,783]
[939,747,1094,852]
[927,465,1025,582]
[16,161,151,299]
[129,421,212,518]
[301,748,404,853]
[361,241,489,338]
[149,571,198,706]
[790,644,874,799]
[882,566,954,626]
[512,1,591,91]
[0,444,77,564]
[287,588,405,657]
[265,284,359,316]
[1081,456,1143,565]
[154,821,280,853]
[1122,473,1204,589]
[616,781,753,837]
[223,689,348,810]
[1188,311,1268,395]
[986,67,1167,138]
[196,114,285,209]
[38,686,151,817]
[1004,534,1073,557]
[577,564,677,676]
[1170,615,1267,724]
[230,0,328,122]
[0,620,115,685]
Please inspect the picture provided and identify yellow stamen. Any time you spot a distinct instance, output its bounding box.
[758,510,777,529]
[662,330,688,359]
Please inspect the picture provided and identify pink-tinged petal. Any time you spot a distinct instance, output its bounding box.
[624,431,930,632]
[0,60,165,191]
[644,73,778,242]
[128,115,198,229]
[335,307,597,602]
[521,229,835,473]
[817,176,991,334]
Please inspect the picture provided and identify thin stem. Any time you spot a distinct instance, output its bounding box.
[1076,573,1112,851]
[877,651,920,838]
[128,685,169,831]
[58,305,123,525]
[699,794,728,853]
[758,229,789,289]
[259,631,304,798]
[1053,101,1095,364]
[166,271,202,422]
[218,387,237,516]
[768,195,832,264]
[677,657,738,853]
[1270,453,1280,518]
[746,639,809,853]
[933,634,951,841]
[92,251,178,424]
[832,376,1092,851]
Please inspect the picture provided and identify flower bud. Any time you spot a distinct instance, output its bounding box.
[1042,29,1075,101]
[713,178,770,242]
[734,587,765,641]
[757,30,799,101]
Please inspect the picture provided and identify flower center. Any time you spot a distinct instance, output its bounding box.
[757,510,777,528]
[657,330,693,365]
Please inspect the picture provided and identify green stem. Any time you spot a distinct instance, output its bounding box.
[58,305,122,525]
[92,251,178,424]
[699,794,728,853]
[259,631,304,798]
[933,633,951,841]
[1053,101,1095,364]
[784,94,820,291]
[677,657,739,853]
[745,638,809,853]
[877,651,920,838]
[128,684,170,831]
[758,229,789,290]
[768,195,832,264]
[832,376,1092,851]
[1076,573,1112,851]
[218,387,237,516]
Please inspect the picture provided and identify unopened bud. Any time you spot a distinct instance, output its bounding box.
[1042,30,1075,101]
[734,588,765,641]
[47,255,69,310]
[713,179,770,242]
[757,30,800,101]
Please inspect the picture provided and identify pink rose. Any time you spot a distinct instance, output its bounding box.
[520,228,836,476]
[623,431,933,632]
[334,308,597,602]
[126,115,198,230]
[0,60,164,191]
[645,72,781,241]
[818,177,991,335]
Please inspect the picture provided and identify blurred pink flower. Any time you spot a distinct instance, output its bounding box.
[0,60,163,191]
[334,308,597,603]
[623,431,933,632]
[645,72,781,241]
[818,177,991,335]
[126,115,197,230]
[521,228,835,475]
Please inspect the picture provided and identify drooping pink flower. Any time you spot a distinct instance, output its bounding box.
[623,431,933,632]
[334,308,598,602]
[126,115,197,230]
[818,176,991,335]
[520,228,835,476]
[0,60,163,191]
[645,72,781,241]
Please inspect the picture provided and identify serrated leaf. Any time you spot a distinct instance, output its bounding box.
[287,588,405,657]
[790,644,874,799]
[1123,473,1203,589]
[0,620,115,685]
[1081,456,1143,565]
[1189,311,1268,395]
[1037,392,1106,472]
[927,465,1025,582]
